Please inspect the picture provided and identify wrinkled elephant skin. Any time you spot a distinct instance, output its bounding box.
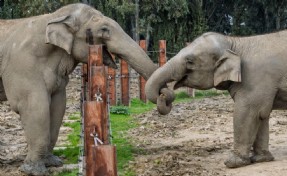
[0,3,157,175]
[145,31,287,168]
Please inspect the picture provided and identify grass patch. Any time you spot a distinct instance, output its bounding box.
[54,90,226,176]
[53,170,78,176]
[109,98,158,175]
[110,114,137,176]
[53,113,81,176]
[195,89,227,98]
[130,98,155,114]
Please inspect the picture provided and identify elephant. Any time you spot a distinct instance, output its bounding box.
[144,31,287,168]
[0,3,158,175]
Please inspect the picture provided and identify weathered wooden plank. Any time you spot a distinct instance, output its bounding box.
[139,40,147,103]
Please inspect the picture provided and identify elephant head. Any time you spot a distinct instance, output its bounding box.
[45,3,157,79]
[145,32,241,114]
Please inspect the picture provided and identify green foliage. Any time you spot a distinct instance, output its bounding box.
[0,0,79,19]
[2,0,287,56]
[110,106,130,115]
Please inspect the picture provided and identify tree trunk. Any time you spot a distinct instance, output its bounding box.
[135,0,139,42]
[276,10,281,30]
[264,8,270,32]
[146,21,151,51]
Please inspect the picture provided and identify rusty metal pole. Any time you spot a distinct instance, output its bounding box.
[121,60,129,106]
[159,40,167,67]
[139,40,147,103]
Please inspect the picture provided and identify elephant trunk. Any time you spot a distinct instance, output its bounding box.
[112,33,158,80]
[145,57,184,107]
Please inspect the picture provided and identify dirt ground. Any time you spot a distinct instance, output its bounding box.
[1,67,287,176]
[129,95,287,176]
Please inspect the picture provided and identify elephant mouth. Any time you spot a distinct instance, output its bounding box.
[174,75,188,90]
[102,46,118,69]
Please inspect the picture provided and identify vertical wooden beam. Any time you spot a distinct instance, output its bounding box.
[121,60,129,106]
[81,64,88,102]
[108,56,116,106]
[159,40,167,67]
[139,40,147,103]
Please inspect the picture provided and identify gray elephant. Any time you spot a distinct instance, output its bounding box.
[0,3,157,175]
[145,31,287,168]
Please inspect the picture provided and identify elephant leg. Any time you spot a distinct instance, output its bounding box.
[224,99,261,168]
[19,92,50,175]
[0,78,7,101]
[251,118,274,163]
[44,89,66,167]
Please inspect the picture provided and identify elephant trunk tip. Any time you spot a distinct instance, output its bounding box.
[156,88,176,115]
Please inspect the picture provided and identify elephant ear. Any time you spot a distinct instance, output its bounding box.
[214,49,241,87]
[45,15,78,54]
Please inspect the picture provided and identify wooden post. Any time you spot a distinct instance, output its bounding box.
[84,44,117,176]
[81,64,88,102]
[94,145,117,176]
[121,60,129,106]
[139,40,147,103]
[159,40,167,67]
[108,66,116,106]
[84,101,103,175]
[87,45,109,144]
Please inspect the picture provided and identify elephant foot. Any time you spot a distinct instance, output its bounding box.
[43,154,63,167]
[250,151,274,163]
[20,160,49,176]
[224,151,251,168]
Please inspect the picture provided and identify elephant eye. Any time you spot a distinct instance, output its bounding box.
[186,59,195,70]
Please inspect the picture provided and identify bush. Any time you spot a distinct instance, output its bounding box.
[110,106,130,115]
[175,91,191,99]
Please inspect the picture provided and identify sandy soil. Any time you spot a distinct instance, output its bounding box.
[128,95,287,176]
[1,66,287,175]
